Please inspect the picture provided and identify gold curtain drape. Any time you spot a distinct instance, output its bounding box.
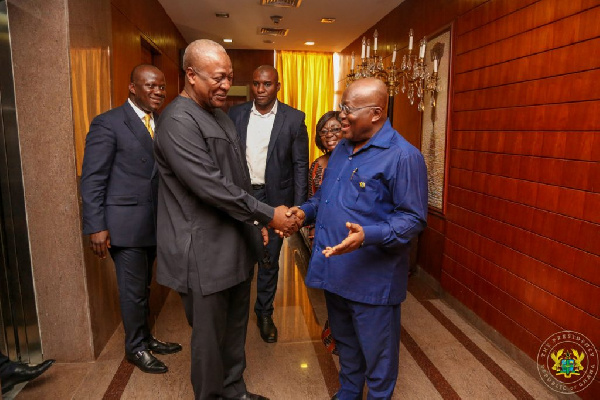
[276,51,333,163]
[70,48,111,175]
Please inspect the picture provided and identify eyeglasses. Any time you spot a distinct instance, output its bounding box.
[339,103,381,115]
[190,67,233,85]
[318,127,342,137]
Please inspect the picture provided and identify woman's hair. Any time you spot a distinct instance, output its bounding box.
[314,111,341,153]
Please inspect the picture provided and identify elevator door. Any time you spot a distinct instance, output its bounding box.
[0,0,42,363]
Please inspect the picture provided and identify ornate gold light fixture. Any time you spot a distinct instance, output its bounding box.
[346,29,440,113]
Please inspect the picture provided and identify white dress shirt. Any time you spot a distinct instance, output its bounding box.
[128,98,155,132]
[246,100,278,185]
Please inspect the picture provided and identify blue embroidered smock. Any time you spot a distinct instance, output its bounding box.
[300,120,428,305]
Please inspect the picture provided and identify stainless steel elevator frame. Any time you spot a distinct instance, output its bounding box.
[0,0,42,363]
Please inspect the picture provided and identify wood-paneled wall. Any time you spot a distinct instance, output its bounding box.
[111,0,187,108]
[228,49,275,90]
[343,0,600,397]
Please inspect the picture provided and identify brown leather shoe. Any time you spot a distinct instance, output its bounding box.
[126,350,168,374]
[257,316,277,343]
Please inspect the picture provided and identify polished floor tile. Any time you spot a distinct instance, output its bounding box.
[11,234,561,399]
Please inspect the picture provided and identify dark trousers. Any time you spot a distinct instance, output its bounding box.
[252,186,284,317]
[180,276,251,400]
[325,291,402,400]
[109,246,156,354]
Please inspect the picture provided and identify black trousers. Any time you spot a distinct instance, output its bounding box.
[251,186,284,317]
[180,276,251,400]
[109,246,156,354]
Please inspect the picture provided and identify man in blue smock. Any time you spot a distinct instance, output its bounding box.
[291,77,428,399]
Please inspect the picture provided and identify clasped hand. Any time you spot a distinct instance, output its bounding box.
[269,206,305,238]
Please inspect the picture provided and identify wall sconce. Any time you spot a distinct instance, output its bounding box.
[347,29,440,114]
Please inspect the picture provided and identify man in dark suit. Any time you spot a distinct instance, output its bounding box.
[228,65,309,343]
[80,64,182,374]
[154,39,299,400]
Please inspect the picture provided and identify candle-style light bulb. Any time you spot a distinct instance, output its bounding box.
[361,36,366,59]
[351,51,355,70]
[408,29,414,51]
[373,29,378,51]
[366,39,370,58]
[433,58,438,73]
[392,44,397,64]
[419,38,426,59]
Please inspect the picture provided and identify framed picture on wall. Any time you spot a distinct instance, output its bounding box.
[421,25,452,213]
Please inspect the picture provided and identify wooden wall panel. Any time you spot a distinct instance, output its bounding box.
[227,49,274,91]
[454,69,600,111]
[454,36,600,92]
[110,0,186,108]
[455,0,540,36]
[456,0,599,55]
[455,4,600,73]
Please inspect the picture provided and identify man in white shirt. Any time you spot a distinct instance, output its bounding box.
[228,65,309,343]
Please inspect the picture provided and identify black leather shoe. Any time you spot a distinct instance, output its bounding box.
[1,359,55,394]
[147,336,182,355]
[223,392,269,400]
[126,350,168,374]
[257,316,277,343]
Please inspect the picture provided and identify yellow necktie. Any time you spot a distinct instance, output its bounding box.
[143,114,154,139]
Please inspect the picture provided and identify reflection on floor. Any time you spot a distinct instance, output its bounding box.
[10,234,560,399]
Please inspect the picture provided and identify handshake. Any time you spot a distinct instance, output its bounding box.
[268,205,306,238]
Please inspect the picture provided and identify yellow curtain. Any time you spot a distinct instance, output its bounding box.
[70,48,111,175]
[276,51,333,163]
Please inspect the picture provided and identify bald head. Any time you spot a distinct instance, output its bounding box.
[183,39,229,72]
[254,65,279,82]
[339,77,388,150]
[346,78,388,110]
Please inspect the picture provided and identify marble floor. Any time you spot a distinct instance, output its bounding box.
[8,235,562,399]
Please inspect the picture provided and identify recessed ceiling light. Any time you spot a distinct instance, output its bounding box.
[223,38,233,43]
[215,12,229,18]
[320,18,335,23]
[304,41,315,46]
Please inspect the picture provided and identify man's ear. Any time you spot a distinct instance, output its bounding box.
[276,82,281,92]
[185,67,196,85]
[128,82,135,96]
[371,106,384,123]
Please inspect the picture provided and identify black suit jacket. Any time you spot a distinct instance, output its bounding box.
[154,96,274,295]
[228,101,309,207]
[80,101,158,247]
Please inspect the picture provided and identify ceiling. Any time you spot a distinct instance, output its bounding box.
[157,0,405,53]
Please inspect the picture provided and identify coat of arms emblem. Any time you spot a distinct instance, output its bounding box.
[551,349,585,378]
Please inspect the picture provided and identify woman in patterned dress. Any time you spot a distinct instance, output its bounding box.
[307,111,343,244]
